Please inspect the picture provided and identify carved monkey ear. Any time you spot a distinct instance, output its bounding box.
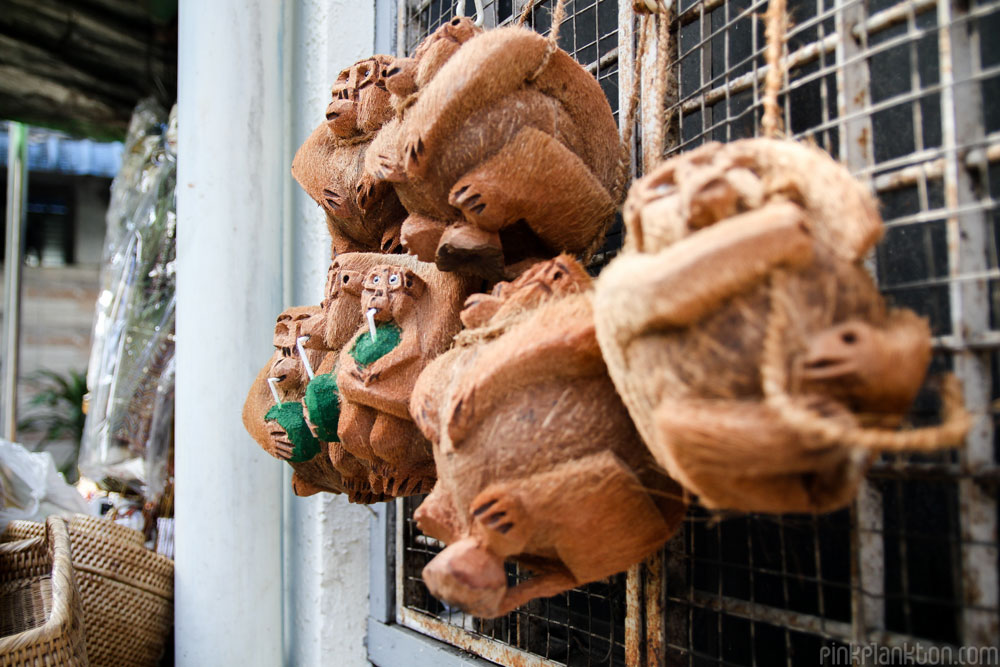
[402,269,426,299]
[338,269,364,297]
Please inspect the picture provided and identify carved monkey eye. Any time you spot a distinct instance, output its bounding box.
[343,275,350,284]
[372,275,381,284]
[389,274,400,286]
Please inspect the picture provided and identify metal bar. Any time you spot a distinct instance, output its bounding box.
[644,553,664,667]
[626,564,643,667]
[675,0,937,116]
[368,619,500,667]
[398,607,568,667]
[937,0,1000,647]
[618,0,637,175]
[2,121,27,442]
[370,500,397,624]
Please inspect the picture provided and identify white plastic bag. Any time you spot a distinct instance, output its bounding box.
[0,439,89,532]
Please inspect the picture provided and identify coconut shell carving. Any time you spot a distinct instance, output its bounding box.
[242,306,353,498]
[593,139,971,514]
[292,55,408,256]
[243,253,436,503]
[335,254,473,497]
[366,21,620,280]
[409,256,686,618]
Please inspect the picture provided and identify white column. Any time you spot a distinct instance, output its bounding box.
[175,1,291,664]
[284,2,379,665]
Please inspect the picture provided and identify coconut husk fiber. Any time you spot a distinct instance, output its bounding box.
[335,253,475,498]
[410,256,686,618]
[364,20,620,280]
[593,139,971,514]
[292,55,408,257]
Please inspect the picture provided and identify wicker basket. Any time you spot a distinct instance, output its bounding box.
[0,516,89,666]
[3,515,173,667]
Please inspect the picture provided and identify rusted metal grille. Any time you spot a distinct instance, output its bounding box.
[657,0,1000,662]
[392,0,1000,665]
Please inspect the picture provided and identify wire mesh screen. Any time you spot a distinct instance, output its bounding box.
[393,0,1000,665]
[659,0,1000,663]
[400,495,630,666]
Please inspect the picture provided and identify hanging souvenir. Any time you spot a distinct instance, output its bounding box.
[292,55,408,256]
[593,137,971,514]
[242,306,352,498]
[364,16,621,280]
[334,253,474,497]
[409,256,686,618]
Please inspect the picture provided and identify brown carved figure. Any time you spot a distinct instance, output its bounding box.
[292,55,408,256]
[365,22,620,280]
[593,139,971,514]
[335,255,473,497]
[243,253,433,503]
[242,306,352,498]
[410,257,686,618]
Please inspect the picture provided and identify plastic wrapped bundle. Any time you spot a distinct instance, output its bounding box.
[79,102,177,490]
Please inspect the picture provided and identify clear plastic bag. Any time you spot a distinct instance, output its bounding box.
[79,101,177,492]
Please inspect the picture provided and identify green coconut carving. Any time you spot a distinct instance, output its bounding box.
[304,373,341,442]
[350,322,402,367]
[265,401,321,463]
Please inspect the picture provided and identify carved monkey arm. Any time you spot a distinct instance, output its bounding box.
[446,309,605,445]
[650,395,867,513]
[594,201,814,345]
[652,395,859,478]
[339,336,423,420]
[401,30,549,179]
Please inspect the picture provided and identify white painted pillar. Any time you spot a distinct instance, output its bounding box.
[175,1,291,664]
[283,2,380,665]
[178,1,383,665]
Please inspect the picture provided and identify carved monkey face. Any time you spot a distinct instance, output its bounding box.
[460,255,591,329]
[325,56,395,138]
[384,17,482,98]
[361,265,426,323]
[270,306,325,390]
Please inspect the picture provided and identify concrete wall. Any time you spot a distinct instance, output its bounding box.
[283,1,377,665]
[176,2,379,665]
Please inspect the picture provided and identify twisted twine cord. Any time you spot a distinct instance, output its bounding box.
[761,271,972,452]
[761,0,788,138]
[526,0,568,81]
[613,14,651,205]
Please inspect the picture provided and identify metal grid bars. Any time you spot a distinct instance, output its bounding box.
[389,0,1000,665]
[398,495,630,666]
[655,0,1000,664]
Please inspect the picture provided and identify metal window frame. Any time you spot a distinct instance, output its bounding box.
[366,0,1000,664]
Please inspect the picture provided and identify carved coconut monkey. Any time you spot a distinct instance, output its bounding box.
[594,139,970,514]
[292,55,408,256]
[242,306,358,499]
[335,254,473,497]
[410,257,686,618]
[366,21,620,279]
